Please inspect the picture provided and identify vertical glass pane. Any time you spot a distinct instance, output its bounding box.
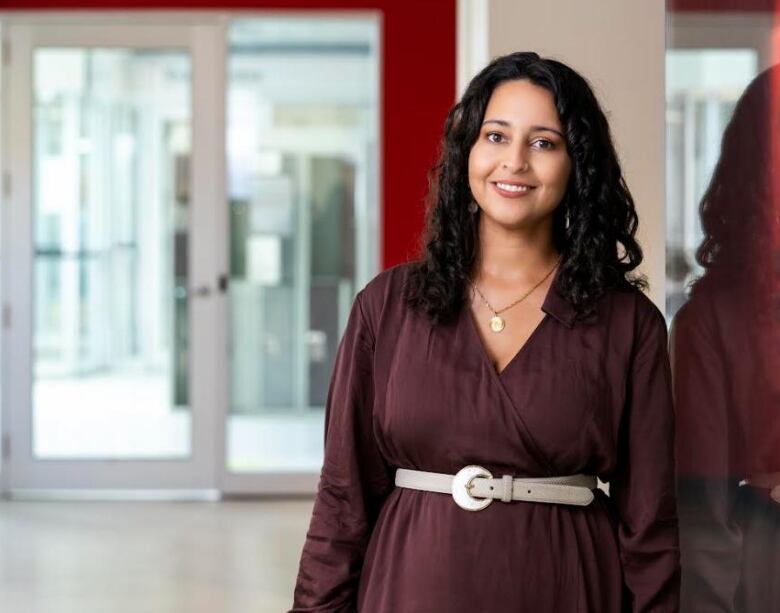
[226,17,380,472]
[665,48,758,319]
[667,9,780,610]
[32,49,192,458]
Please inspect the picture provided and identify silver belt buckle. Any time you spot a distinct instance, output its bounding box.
[452,465,494,511]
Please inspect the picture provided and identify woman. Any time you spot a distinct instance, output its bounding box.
[291,51,680,612]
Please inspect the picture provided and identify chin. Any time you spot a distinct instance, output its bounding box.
[484,212,536,230]
[484,202,533,219]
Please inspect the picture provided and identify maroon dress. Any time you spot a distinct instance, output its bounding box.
[672,274,780,612]
[290,261,680,612]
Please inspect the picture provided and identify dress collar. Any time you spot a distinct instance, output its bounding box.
[541,263,577,328]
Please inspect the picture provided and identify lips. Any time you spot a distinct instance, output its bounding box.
[493,180,535,188]
[491,181,536,198]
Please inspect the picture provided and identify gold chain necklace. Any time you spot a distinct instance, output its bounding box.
[470,257,561,333]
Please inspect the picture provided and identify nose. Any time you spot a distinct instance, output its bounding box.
[502,144,529,172]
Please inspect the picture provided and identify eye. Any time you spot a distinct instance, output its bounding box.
[533,138,555,150]
[486,131,505,143]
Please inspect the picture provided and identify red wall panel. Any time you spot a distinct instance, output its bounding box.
[1,0,457,269]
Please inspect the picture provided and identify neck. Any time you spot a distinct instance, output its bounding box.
[473,216,560,284]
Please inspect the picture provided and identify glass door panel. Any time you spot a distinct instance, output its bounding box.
[32,48,192,459]
[3,22,223,492]
[224,16,380,479]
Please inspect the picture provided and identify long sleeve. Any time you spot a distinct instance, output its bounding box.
[290,289,394,612]
[670,302,742,613]
[609,302,681,612]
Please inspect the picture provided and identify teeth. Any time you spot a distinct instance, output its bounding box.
[496,182,531,192]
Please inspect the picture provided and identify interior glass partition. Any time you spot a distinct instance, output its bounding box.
[32,48,192,459]
[665,47,759,318]
[225,17,380,473]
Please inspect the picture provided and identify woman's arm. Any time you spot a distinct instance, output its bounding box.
[289,289,394,612]
[610,299,681,612]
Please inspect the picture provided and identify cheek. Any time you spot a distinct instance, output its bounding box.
[541,156,572,192]
[468,145,494,181]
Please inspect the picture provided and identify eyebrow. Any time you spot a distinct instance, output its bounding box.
[481,119,564,138]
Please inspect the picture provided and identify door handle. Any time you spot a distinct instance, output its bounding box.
[190,285,211,298]
[190,274,229,298]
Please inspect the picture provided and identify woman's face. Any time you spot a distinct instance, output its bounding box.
[468,79,572,231]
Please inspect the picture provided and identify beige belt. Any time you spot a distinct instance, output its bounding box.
[395,465,596,511]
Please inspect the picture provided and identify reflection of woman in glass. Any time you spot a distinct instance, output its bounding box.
[672,64,780,613]
[291,52,680,612]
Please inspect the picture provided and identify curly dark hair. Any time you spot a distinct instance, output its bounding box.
[691,65,778,299]
[402,51,648,326]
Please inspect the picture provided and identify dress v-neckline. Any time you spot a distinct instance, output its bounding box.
[464,306,549,379]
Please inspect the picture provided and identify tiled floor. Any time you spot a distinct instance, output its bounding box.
[0,499,314,613]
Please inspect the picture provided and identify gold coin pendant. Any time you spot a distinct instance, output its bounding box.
[489,315,505,333]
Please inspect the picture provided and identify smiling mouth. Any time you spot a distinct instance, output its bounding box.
[492,181,537,195]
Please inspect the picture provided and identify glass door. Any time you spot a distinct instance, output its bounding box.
[1,22,226,492]
[220,16,380,494]
[0,13,382,496]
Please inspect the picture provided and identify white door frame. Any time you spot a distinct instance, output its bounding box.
[0,17,228,497]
